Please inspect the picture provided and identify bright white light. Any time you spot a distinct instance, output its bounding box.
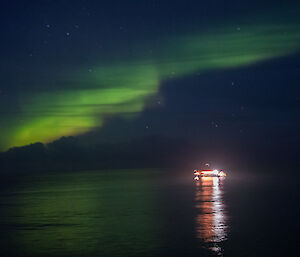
[212,169,219,175]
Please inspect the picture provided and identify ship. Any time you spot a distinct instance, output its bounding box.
[193,164,226,180]
[194,169,226,178]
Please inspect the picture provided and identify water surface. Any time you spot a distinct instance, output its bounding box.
[0,169,298,257]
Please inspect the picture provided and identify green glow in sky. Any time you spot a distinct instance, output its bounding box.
[1,16,300,150]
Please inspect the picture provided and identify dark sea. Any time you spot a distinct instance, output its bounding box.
[0,169,299,257]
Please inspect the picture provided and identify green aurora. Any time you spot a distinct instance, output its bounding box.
[1,14,300,151]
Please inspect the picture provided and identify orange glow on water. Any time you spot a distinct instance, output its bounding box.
[195,177,227,255]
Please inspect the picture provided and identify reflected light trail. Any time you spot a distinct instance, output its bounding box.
[195,177,228,255]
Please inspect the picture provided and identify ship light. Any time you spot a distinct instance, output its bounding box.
[212,169,219,175]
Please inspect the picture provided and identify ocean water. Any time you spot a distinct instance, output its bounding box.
[0,169,298,257]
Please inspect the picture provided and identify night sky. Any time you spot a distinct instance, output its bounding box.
[1,1,300,168]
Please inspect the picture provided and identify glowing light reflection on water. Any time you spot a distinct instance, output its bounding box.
[195,177,228,255]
